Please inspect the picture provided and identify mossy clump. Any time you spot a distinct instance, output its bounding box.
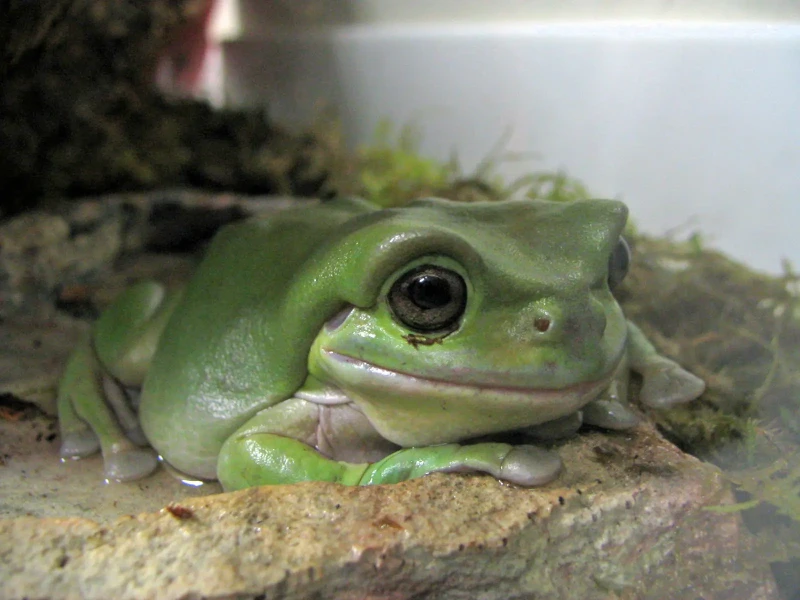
[617,237,800,461]
[321,121,595,207]
[614,232,800,572]
[0,0,328,216]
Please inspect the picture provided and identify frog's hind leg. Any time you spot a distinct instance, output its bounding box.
[58,281,182,481]
[57,345,101,458]
[58,335,158,481]
[581,350,639,431]
[626,321,705,409]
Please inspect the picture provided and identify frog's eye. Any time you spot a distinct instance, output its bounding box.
[608,237,631,291]
[388,265,467,332]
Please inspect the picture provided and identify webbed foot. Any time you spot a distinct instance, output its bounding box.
[60,429,100,459]
[582,399,639,430]
[492,445,563,486]
[361,442,562,487]
[626,320,705,409]
[104,446,159,482]
[639,360,706,409]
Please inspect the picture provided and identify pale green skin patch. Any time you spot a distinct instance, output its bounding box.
[57,197,705,490]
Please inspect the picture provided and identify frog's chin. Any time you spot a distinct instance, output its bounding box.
[315,348,620,447]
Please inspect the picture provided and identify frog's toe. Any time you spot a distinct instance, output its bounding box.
[60,429,100,459]
[640,362,706,409]
[582,400,639,430]
[104,447,159,482]
[499,445,562,486]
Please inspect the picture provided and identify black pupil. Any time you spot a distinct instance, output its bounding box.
[408,275,452,309]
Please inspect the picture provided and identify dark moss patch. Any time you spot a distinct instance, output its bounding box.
[0,393,44,421]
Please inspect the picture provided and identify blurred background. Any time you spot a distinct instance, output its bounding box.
[172,0,800,275]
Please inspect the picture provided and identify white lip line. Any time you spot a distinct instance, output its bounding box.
[322,349,612,396]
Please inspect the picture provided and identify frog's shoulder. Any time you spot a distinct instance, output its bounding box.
[138,197,384,468]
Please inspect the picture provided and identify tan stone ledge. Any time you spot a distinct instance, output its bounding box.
[0,423,779,600]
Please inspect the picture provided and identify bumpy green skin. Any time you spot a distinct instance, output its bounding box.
[57,197,705,490]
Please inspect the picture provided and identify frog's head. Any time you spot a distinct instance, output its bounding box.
[304,198,630,446]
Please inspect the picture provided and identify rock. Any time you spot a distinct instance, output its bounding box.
[0,424,779,600]
[0,192,309,316]
[0,312,89,415]
[0,208,122,315]
[0,412,221,522]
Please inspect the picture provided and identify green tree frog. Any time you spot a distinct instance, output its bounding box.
[57,197,705,491]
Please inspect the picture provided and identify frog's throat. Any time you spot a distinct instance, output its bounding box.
[320,349,617,400]
[316,349,622,446]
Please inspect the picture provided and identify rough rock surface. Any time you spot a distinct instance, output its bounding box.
[0,412,221,523]
[0,191,305,317]
[0,424,778,600]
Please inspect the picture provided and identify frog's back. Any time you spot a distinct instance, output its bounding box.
[139,197,375,479]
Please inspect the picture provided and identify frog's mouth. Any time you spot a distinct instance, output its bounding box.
[316,348,619,446]
[321,349,613,397]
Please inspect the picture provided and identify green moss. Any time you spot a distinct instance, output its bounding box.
[322,120,605,208]
[523,170,593,203]
[351,121,455,207]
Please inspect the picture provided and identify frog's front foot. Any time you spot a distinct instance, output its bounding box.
[494,445,563,486]
[639,359,706,409]
[361,442,562,487]
[217,434,563,490]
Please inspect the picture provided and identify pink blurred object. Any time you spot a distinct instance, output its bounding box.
[155,0,217,97]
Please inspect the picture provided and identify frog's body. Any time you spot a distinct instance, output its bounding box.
[57,197,705,490]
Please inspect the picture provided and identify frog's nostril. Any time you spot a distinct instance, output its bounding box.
[533,317,551,333]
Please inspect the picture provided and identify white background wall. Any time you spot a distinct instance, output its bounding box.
[203,1,800,274]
